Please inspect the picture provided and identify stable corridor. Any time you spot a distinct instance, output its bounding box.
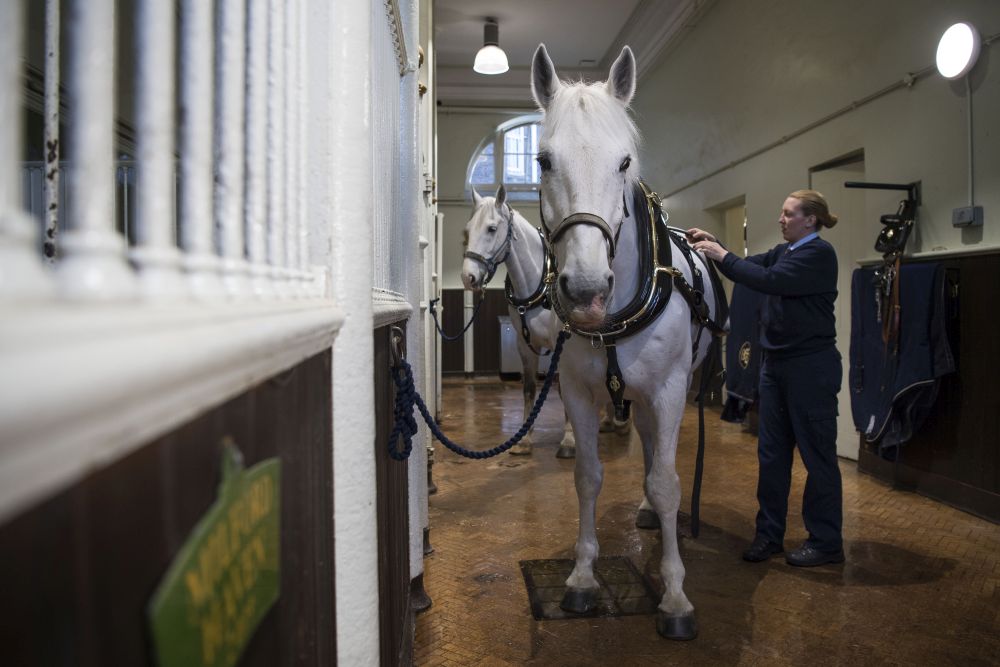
[414,379,1000,666]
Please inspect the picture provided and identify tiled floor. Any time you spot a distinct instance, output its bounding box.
[414,378,1000,666]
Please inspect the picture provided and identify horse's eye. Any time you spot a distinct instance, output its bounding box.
[536,155,552,172]
[488,225,497,233]
[619,156,631,172]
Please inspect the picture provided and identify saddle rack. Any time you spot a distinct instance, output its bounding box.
[844,180,920,347]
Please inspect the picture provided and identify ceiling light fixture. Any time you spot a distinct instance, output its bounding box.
[473,18,509,75]
[936,22,981,79]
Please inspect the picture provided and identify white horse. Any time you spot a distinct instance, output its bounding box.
[461,185,578,458]
[531,44,722,639]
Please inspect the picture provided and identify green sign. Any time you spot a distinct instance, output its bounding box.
[149,442,281,667]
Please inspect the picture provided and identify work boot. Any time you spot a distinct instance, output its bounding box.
[742,535,783,562]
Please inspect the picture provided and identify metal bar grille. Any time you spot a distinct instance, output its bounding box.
[373,2,404,296]
[6,0,325,302]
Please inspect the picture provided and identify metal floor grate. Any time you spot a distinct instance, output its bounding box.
[519,556,659,621]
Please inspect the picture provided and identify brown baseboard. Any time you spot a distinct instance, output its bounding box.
[858,447,1000,524]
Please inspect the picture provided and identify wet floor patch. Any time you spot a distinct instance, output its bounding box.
[519,556,659,621]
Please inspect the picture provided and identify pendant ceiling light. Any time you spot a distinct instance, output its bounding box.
[936,22,981,79]
[473,18,509,75]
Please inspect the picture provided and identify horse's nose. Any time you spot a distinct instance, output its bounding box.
[559,269,612,310]
[464,272,478,289]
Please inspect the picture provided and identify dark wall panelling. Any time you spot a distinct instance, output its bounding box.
[0,352,336,666]
[441,289,465,374]
[441,288,506,375]
[858,253,1000,522]
[374,324,413,667]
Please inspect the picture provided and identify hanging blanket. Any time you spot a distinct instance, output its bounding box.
[721,283,765,423]
[849,262,956,460]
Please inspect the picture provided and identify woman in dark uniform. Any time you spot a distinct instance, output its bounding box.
[688,190,844,567]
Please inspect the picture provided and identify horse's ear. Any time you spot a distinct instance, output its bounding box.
[531,44,561,110]
[606,46,636,105]
[495,184,507,208]
[471,188,482,207]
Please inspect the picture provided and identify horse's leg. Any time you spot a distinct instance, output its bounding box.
[632,406,661,530]
[646,376,697,640]
[560,383,602,613]
[509,338,537,455]
[598,401,616,432]
[555,383,576,459]
[599,401,633,435]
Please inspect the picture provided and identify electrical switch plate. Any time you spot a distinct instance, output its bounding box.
[952,206,983,227]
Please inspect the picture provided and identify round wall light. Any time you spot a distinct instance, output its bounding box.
[936,22,981,79]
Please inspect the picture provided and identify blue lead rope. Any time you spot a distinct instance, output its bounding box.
[388,330,571,461]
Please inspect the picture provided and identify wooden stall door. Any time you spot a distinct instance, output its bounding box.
[0,353,336,666]
[374,324,412,666]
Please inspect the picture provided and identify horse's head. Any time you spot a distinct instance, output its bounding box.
[532,43,638,331]
[462,184,514,291]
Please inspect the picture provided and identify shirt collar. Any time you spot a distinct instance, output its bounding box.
[788,231,820,251]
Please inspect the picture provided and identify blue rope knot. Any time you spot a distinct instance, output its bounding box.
[388,330,570,461]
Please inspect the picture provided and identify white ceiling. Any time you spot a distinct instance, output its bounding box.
[433,0,715,106]
[434,0,642,69]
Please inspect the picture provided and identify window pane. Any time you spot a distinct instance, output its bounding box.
[502,124,540,185]
[470,143,494,184]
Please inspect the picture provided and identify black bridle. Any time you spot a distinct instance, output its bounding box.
[539,180,630,264]
[463,204,515,287]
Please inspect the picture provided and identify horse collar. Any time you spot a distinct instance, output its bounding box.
[505,227,554,357]
[505,226,552,313]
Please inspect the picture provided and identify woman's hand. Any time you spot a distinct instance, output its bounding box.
[685,227,716,243]
[692,240,728,262]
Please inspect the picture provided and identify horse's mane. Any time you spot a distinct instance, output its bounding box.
[541,81,641,181]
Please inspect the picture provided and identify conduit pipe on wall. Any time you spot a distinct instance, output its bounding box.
[664,31,1000,200]
[43,0,60,263]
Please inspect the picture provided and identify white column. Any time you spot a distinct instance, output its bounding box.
[296,0,311,296]
[57,0,136,301]
[179,0,222,299]
[435,212,444,416]
[266,0,287,295]
[0,0,53,300]
[311,0,379,661]
[131,0,183,297]
[244,0,270,297]
[43,0,61,263]
[282,0,301,296]
[214,0,250,296]
[463,289,475,372]
[397,0,428,600]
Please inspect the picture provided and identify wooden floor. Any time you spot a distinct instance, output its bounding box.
[414,378,1000,666]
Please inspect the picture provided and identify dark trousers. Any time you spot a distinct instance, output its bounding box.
[755,347,843,552]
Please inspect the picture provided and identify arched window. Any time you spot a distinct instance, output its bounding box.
[467,114,543,201]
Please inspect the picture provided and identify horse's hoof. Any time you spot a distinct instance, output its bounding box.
[560,587,598,614]
[635,508,661,530]
[656,611,698,640]
[555,444,576,459]
[598,420,615,433]
[614,420,631,436]
[509,442,532,456]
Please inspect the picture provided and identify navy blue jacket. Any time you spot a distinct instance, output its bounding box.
[717,237,838,357]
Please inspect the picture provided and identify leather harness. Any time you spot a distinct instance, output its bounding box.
[503,226,553,357]
[541,180,729,421]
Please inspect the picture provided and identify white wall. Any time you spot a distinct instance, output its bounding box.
[437,108,542,289]
[630,0,999,459]
[632,0,999,254]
